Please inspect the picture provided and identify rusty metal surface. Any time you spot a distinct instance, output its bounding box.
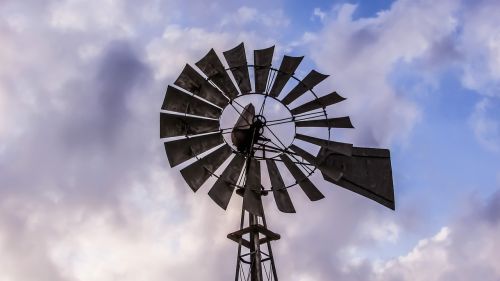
[295,116,354,129]
[290,91,345,115]
[254,46,274,93]
[266,159,296,213]
[180,144,233,192]
[160,112,219,138]
[295,133,352,156]
[279,154,324,201]
[208,154,246,210]
[289,144,342,181]
[196,49,239,99]
[173,64,228,108]
[281,70,329,105]
[164,133,224,167]
[162,85,222,119]
[318,147,395,210]
[243,159,264,216]
[268,55,303,98]
[223,43,251,94]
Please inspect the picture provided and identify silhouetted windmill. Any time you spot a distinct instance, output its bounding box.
[160,43,394,281]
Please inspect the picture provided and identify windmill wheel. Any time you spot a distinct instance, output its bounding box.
[160,43,395,217]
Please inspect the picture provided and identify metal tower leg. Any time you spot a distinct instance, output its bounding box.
[229,208,280,281]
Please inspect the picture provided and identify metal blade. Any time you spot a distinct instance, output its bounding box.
[266,159,296,213]
[208,154,246,210]
[180,144,232,192]
[223,43,251,94]
[268,55,303,98]
[295,133,352,156]
[243,159,263,216]
[160,112,219,138]
[196,49,239,99]
[290,92,345,115]
[281,70,329,105]
[295,116,354,129]
[174,64,228,108]
[289,144,342,181]
[162,86,222,119]
[318,147,395,210]
[254,46,274,93]
[164,133,224,167]
[279,154,324,201]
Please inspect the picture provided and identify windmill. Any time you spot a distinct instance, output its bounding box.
[160,43,395,281]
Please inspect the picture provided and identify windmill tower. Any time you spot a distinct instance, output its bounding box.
[160,43,395,280]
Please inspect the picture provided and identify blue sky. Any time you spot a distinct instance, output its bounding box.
[1,0,500,280]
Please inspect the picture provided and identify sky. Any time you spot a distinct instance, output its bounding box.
[1,0,500,280]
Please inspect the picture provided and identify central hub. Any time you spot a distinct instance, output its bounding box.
[220,94,296,158]
[252,114,266,136]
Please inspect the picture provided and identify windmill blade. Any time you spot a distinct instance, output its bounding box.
[196,49,239,99]
[162,86,222,119]
[223,43,251,94]
[295,116,354,129]
[266,159,296,213]
[318,147,395,210]
[160,112,219,138]
[268,55,303,98]
[173,64,228,108]
[180,144,233,192]
[208,154,246,210]
[164,133,224,167]
[243,159,264,216]
[289,144,342,181]
[290,92,345,115]
[295,133,352,156]
[254,46,274,93]
[279,154,324,201]
[281,70,329,105]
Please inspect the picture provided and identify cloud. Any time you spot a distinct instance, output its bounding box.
[374,190,500,281]
[219,6,290,29]
[303,0,460,146]
[458,0,500,97]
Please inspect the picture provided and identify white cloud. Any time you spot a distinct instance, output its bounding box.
[458,0,500,96]
[312,8,326,22]
[219,6,290,28]
[304,0,459,146]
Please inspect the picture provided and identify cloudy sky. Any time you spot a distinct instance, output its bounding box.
[1,0,500,280]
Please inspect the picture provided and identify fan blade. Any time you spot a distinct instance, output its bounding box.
[164,133,224,167]
[162,86,222,119]
[295,134,352,156]
[266,159,296,213]
[281,70,329,105]
[290,92,345,115]
[223,43,251,94]
[318,147,395,210]
[174,64,228,108]
[279,154,324,201]
[160,112,219,138]
[196,49,239,99]
[208,154,246,210]
[289,144,342,181]
[243,159,264,216]
[254,46,275,93]
[295,116,354,129]
[268,55,303,98]
[180,144,233,192]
